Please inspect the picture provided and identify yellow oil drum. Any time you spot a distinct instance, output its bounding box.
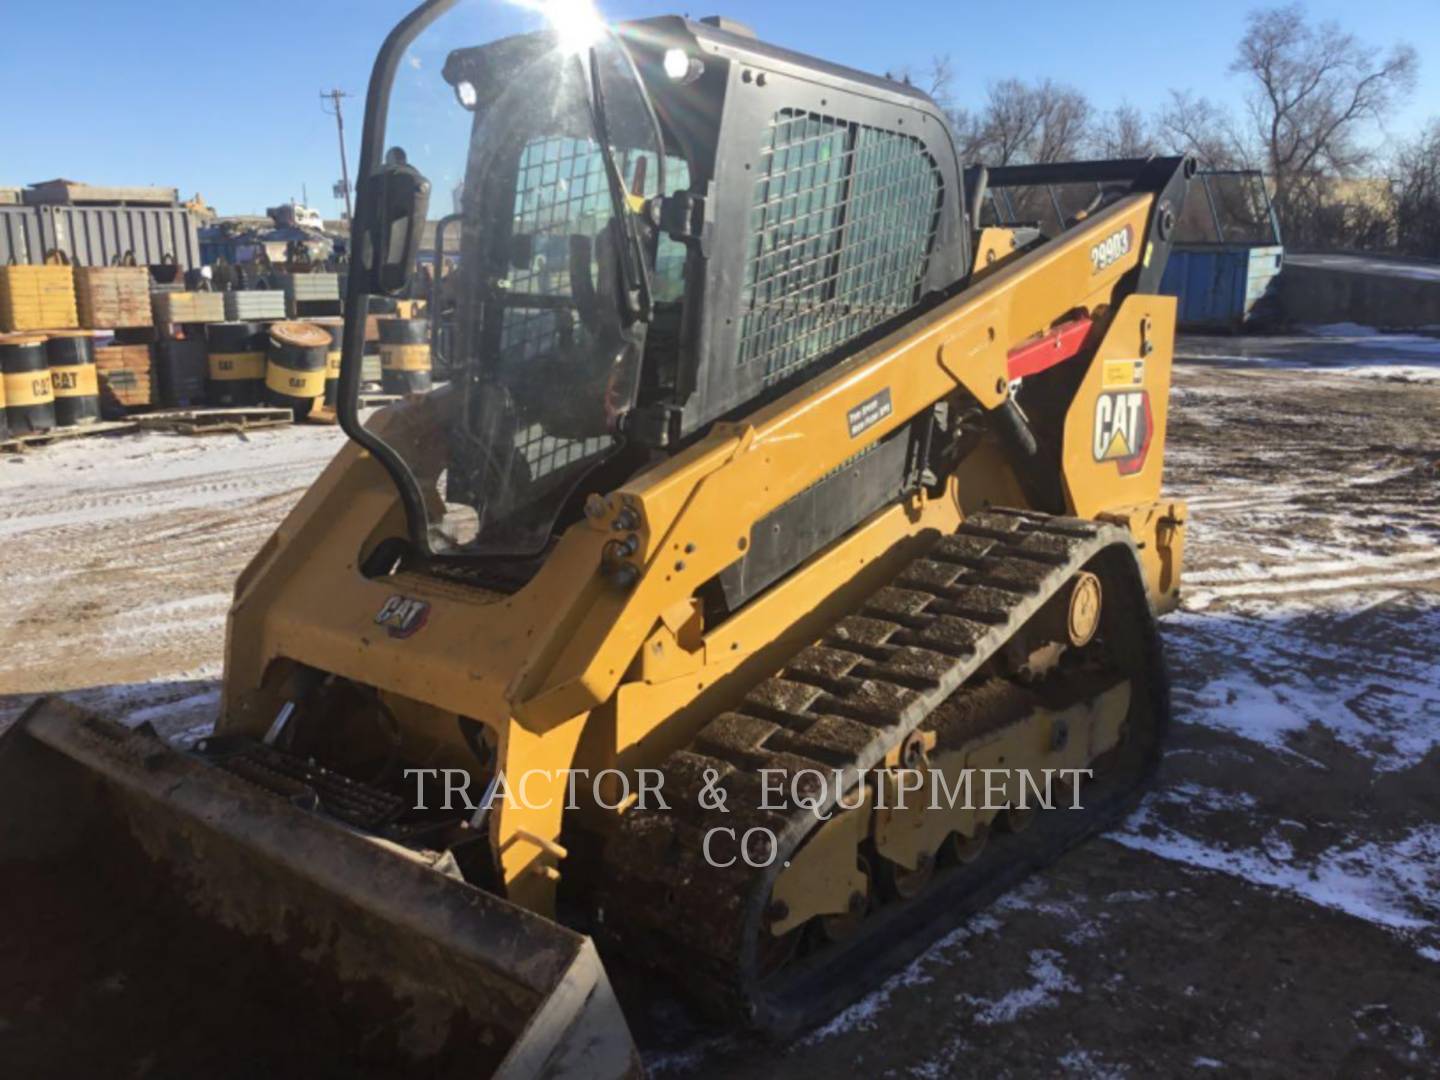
[265,321,331,419]
[205,322,268,406]
[46,333,100,426]
[310,317,344,407]
[378,318,432,395]
[1,335,56,435]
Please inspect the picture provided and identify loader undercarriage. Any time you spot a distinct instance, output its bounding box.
[599,509,1168,1031]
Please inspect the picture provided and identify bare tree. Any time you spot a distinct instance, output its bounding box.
[896,55,990,162]
[980,78,1092,165]
[1393,119,1440,257]
[945,104,991,165]
[1156,90,1247,169]
[914,54,955,101]
[1034,83,1093,164]
[1232,3,1417,241]
[981,79,1044,165]
[1093,104,1159,159]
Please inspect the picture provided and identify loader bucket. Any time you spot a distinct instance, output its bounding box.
[0,698,640,1079]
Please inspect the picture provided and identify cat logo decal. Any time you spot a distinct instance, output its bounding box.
[1093,389,1152,475]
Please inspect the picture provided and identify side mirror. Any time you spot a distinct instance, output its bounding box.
[359,155,431,295]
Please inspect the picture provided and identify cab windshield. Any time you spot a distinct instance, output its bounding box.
[351,1,664,558]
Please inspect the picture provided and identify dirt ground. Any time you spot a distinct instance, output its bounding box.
[1,328,1437,1077]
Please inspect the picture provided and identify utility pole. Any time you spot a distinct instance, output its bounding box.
[320,88,354,221]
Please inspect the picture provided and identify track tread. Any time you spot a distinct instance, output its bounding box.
[597,508,1157,1028]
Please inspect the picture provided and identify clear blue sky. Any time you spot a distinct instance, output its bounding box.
[1,0,1435,217]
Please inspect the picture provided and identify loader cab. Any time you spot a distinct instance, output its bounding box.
[342,0,967,570]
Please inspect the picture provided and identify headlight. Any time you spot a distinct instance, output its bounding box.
[663,47,704,83]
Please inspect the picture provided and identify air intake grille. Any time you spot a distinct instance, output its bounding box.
[739,109,943,386]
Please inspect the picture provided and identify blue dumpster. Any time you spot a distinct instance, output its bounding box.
[1161,245,1284,331]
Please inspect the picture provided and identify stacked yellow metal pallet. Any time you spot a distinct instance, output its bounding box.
[0,265,78,332]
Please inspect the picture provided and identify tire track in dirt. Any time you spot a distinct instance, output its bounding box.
[0,427,346,708]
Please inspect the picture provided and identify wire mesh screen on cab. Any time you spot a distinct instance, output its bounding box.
[500,134,621,482]
[738,109,944,387]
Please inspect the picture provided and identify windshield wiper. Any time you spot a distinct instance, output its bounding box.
[582,46,653,324]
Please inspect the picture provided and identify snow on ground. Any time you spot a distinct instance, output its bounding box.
[960,948,1078,1025]
[1284,253,1440,283]
[1113,337,1440,966]
[1161,600,1440,769]
[1174,324,1440,382]
[1306,322,1384,337]
[801,912,1007,1044]
[1117,797,1440,935]
[0,424,345,731]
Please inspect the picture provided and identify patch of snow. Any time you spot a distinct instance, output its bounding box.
[1184,553,1440,608]
[1064,922,1104,946]
[1153,782,1258,813]
[1184,549,1440,587]
[1116,806,1440,935]
[909,1046,969,1080]
[1104,889,1157,904]
[1418,946,1440,963]
[644,1042,725,1076]
[962,949,1077,1026]
[0,427,344,540]
[1303,322,1382,337]
[1345,365,1440,382]
[802,913,1003,1042]
[1164,600,1440,772]
[1191,1057,1225,1070]
[1056,1048,1128,1078]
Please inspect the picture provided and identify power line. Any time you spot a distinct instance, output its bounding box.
[320,89,354,221]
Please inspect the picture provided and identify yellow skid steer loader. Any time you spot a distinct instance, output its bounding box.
[1,2,1192,1074]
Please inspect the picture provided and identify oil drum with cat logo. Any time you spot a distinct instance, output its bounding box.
[265,321,330,419]
[2,335,56,434]
[378,318,432,395]
[204,322,268,406]
[309,317,344,407]
[45,333,101,426]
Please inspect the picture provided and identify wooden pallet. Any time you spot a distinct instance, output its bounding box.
[0,419,139,453]
[134,407,294,435]
[134,406,293,435]
[75,267,152,328]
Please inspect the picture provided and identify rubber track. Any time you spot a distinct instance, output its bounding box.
[597,508,1148,1024]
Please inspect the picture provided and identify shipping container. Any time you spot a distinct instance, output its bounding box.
[0,205,201,270]
[38,205,202,271]
[0,207,44,264]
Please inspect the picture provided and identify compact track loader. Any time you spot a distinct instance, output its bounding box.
[1,3,1192,1075]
